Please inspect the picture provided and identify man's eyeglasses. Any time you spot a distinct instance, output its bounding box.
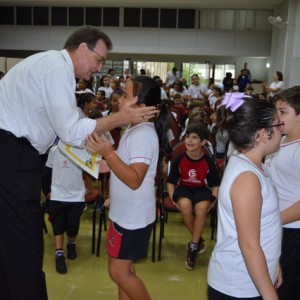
[266,121,284,131]
[87,46,106,66]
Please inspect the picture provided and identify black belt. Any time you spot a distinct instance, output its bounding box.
[0,128,38,153]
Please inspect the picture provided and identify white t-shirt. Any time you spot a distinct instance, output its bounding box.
[187,83,208,99]
[46,146,85,202]
[169,88,188,100]
[0,49,96,154]
[160,87,168,100]
[269,81,285,97]
[166,71,180,87]
[267,138,300,228]
[98,86,113,99]
[109,122,159,229]
[208,153,281,297]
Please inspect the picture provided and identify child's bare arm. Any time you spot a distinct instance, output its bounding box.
[86,132,149,190]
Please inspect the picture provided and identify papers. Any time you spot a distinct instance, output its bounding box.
[58,140,100,179]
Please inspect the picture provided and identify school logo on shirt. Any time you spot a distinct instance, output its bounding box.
[185,169,201,184]
[62,160,70,168]
[189,169,197,178]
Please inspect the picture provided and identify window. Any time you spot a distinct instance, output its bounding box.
[16,7,32,25]
[199,8,273,31]
[69,7,84,26]
[160,9,177,28]
[142,8,159,28]
[51,7,67,26]
[86,7,102,26]
[124,8,140,27]
[103,8,119,27]
[182,62,209,85]
[133,61,172,79]
[235,10,254,31]
[0,6,14,25]
[178,9,195,29]
[33,7,49,26]
[215,10,235,30]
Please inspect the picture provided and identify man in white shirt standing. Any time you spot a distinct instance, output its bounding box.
[0,26,156,300]
[165,67,180,87]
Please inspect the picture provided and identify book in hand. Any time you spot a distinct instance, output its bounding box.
[58,140,101,179]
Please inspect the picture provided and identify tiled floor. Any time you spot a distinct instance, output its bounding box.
[43,207,216,300]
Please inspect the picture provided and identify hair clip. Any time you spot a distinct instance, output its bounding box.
[222,93,250,112]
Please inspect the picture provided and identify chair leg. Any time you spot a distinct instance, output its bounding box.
[157,204,165,261]
[96,208,104,257]
[151,217,156,262]
[103,207,107,231]
[210,209,217,240]
[92,204,96,254]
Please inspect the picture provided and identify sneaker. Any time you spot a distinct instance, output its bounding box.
[185,242,197,270]
[185,238,206,254]
[198,237,206,254]
[67,243,77,260]
[56,255,67,274]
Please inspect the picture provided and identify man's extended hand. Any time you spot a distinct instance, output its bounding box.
[119,96,158,125]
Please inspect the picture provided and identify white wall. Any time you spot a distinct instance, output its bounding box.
[269,0,300,87]
[0,26,271,56]
[0,25,271,80]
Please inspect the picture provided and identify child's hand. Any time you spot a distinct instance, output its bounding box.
[86,133,114,158]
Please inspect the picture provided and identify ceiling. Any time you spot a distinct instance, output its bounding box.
[0,0,287,9]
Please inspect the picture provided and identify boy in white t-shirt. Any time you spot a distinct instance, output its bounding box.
[267,86,300,299]
[45,145,86,274]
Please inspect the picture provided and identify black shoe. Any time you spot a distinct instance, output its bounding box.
[67,243,77,260]
[56,255,67,274]
[198,237,206,254]
[185,242,197,270]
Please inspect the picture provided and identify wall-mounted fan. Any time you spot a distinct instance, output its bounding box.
[268,16,288,28]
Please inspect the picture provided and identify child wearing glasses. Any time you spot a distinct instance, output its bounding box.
[208,93,283,300]
[266,86,300,299]
[86,76,170,300]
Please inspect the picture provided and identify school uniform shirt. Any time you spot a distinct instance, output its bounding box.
[187,83,208,99]
[268,138,300,229]
[160,87,168,100]
[0,49,96,154]
[46,146,85,202]
[208,153,281,298]
[109,122,159,230]
[98,86,113,99]
[167,153,220,188]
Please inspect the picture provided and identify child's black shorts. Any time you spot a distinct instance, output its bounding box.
[173,185,213,206]
[47,200,85,236]
[106,221,154,260]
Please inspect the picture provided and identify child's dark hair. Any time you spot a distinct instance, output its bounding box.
[98,90,105,97]
[131,76,171,155]
[186,121,210,141]
[217,96,276,151]
[89,108,103,119]
[77,92,96,109]
[276,71,283,81]
[99,75,110,86]
[274,85,300,115]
